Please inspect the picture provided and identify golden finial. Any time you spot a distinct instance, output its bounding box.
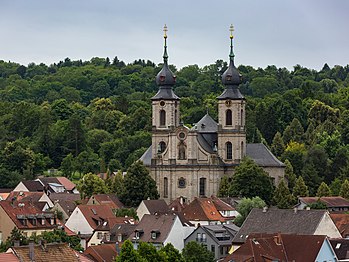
[163,24,168,38]
[229,24,234,39]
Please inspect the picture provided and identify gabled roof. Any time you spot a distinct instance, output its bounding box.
[130,214,177,243]
[10,243,79,262]
[83,243,118,262]
[36,177,61,187]
[169,197,188,213]
[56,200,78,216]
[330,238,349,260]
[226,233,328,262]
[182,197,233,223]
[0,253,19,262]
[95,217,135,231]
[330,213,349,238]
[0,201,58,230]
[193,114,218,133]
[110,223,137,242]
[90,194,124,209]
[192,225,237,246]
[56,177,76,191]
[77,205,117,230]
[21,181,44,192]
[232,208,328,243]
[300,197,349,208]
[49,193,81,202]
[246,143,285,167]
[141,199,170,215]
[7,191,46,203]
[211,196,236,212]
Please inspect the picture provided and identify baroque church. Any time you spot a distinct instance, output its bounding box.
[141,26,285,202]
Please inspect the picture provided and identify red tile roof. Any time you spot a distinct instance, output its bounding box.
[142,199,170,214]
[330,213,349,238]
[78,205,117,230]
[225,233,328,262]
[0,253,19,262]
[300,197,349,207]
[211,196,236,211]
[90,194,124,209]
[56,177,76,191]
[7,192,45,203]
[0,201,59,230]
[83,243,117,262]
[182,197,232,222]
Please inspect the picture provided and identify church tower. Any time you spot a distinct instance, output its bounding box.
[217,25,246,164]
[151,25,180,161]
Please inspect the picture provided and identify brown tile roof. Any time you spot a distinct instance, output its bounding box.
[21,181,44,192]
[11,243,79,262]
[330,213,349,238]
[36,177,60,186]
[211,196,236,211]
[182,197,230,222]
[56,200,78,216]
[0,188,13,193]
[330,238,349,260]
[83,243,117,262]
[110,224,137,242]
[225,234,328,262]
[0,253,19,262]
[64,225,77,236]
[56,177,76,191]
[142,199,170,214]
[95,217,135,231]
[300,196,349,208]
[129,214,177,244]
[0,193,10,200]
[168,197,188,212]
[7,192,45,203]
[232,208,329,244]
[0,201,59,230]
[78,205,117,230]
[90,194,124,209]
[49,192,81,202]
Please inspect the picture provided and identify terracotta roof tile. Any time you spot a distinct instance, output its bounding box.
[83,243,117,262]
[49,193,81,202]
[56,177,76,191]
[142,199,170,214]
[0,253,19,262]
[330,213,349,238]
[7,192,45,203]
[300,197,349,208]
[78,205,117,230]
[90,194,124,209]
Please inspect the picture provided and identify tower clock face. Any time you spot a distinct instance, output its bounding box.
[225,100,232,107]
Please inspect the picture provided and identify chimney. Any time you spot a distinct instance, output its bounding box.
[29,241,35,261]
[294,207,298,214]
[273,233,282,245]
[262,206,268,213]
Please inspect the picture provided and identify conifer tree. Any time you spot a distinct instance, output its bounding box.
[272,179,295,209]
[283,118,304,144]
[316,182,332,197]
[340,179,349,199]
[271,131,285,157]
[218,176,230,197]
[284,159,296,191]
[293,176,309,197]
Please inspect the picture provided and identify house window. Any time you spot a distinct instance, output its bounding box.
[32,219,36,226]
[97,232,102,239]
[178,142,186,160]
[151,232,157,239]
[105,233,110,242]
[158,141,166,153]
[211,245,215,253]
[197,233,201,241]
[164,177,168,198]
[199,178,206,197]
[226,109,232,126]
[160,110,166,126]
[202,233,207,242]
[117,234,122,242]
[41,219,45,226]
[220,246,224,255]
[226,142,232,160]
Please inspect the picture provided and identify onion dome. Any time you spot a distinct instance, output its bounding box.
[152,24,179,100]
[218,25,244,100]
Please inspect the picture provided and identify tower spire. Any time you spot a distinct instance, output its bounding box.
[229,24,235,61]
[163,24,168,63]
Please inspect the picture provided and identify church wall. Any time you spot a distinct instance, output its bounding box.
[262,166,285,185]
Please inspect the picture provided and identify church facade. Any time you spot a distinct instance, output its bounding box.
[141,27,285,202]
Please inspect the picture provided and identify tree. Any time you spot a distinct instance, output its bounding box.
[116,240,145,262]
[121,161,159,207]
[60,153,75,178]
[218,176,230,197]
[111,171,125,196]
[272,179,295,209]
[340,179,349,199]
[293,176,309,197]
[182,241,215,262]
[284,159,296,191]
[77,173,109,199]
[138,242,165,262]
[271,131,285,157]
[234,197,266,227]
[40,229,83,251]
[306,200,327,209]
[330,178,342,196]
[114,208,138,220]
[281,142,306,177]
[316,182,332,197]
[282,118,304,144]
[0,228,28,252]
[160,243,184,262]
[228,157,274,203]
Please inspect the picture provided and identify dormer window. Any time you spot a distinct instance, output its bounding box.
[151,230,160,240]
[135,229,144,240]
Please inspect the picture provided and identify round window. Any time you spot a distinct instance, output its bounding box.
[178,132,186,140]
[178,177,186,188]
[160,101,165,107]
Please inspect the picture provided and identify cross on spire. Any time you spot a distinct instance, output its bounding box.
[163,24,168,38]
[229,24,234,39]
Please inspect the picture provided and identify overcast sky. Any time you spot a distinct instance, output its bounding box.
[1,0,348,70]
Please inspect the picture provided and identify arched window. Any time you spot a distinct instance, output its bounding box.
[241,109,244,127]
[158,141,166,154]
[241,141,244,158]
[199,178,206,196]
[164,177,168,198]
[160,110,166,127]
[226,109,232,126]
[178,142,186,160]
[226,142,232,160]
[175,109,178,126]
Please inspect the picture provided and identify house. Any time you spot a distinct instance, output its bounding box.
[297,196,349,211]
[136,199,170,220]
[232,208,342,246]
[0,252,19,261]
[330,213,349,238]
[110,223,137,243]
[35,177,66,193]
[0,201,59,243]
[184,224,240,260]
[13,181,44,193]
[49,193,81,222]
[330,238,349,261]
[83,243,118,262]
[56,177,79,194]
[7,191,54,211]
[224,233,337,262]
[6,242,93,262]
[129,214,194,251]
[87,194,124,209]
[65,205,117,236]
[88,217,135,247]
[181,197,236,227]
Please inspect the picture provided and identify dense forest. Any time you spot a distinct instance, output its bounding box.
[0,56,349,197]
